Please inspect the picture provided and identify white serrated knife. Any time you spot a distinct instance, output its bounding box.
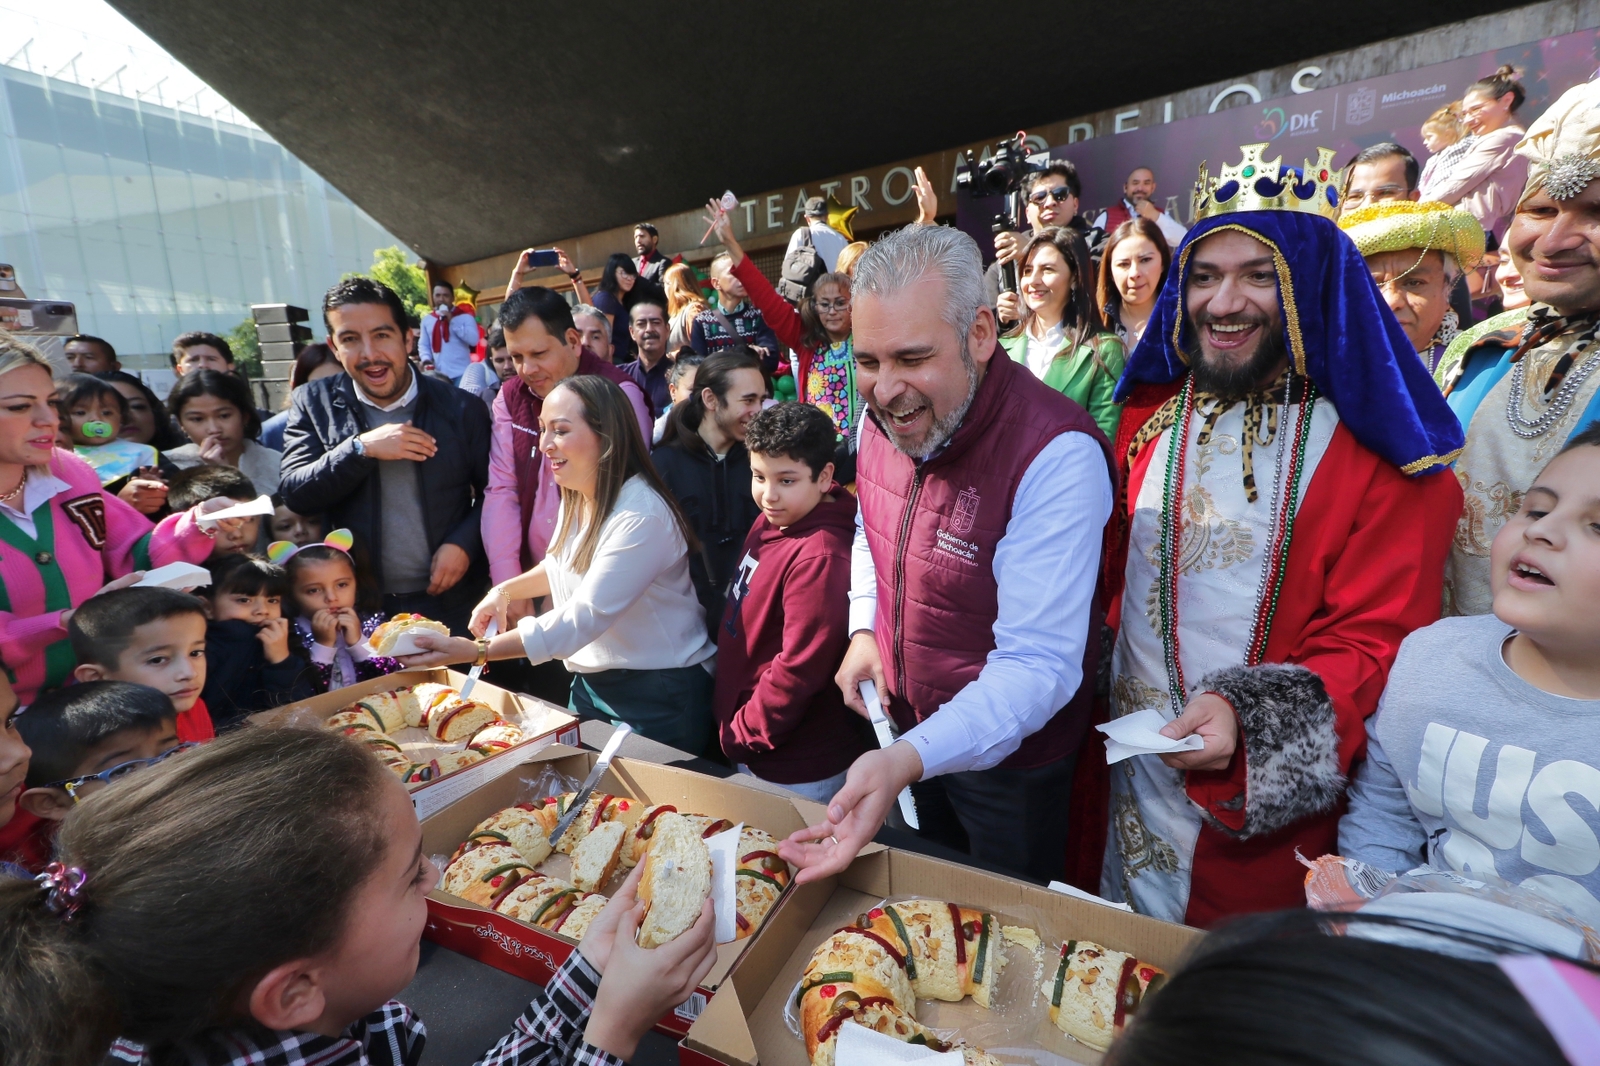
[458,619,497,700]
[548,722,633,847]
[859,679,919,830]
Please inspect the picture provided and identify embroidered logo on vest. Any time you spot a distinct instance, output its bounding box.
[62,494,108,550]
[934,486,983,566]
[950,486,980,536]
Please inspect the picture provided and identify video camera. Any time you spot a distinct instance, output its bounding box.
[954,132,1043,293]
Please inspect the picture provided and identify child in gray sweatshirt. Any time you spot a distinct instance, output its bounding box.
[1339,425,1600,927]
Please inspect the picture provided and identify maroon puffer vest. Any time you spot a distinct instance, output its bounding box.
[501,347,639,570]
[857,348,1112,769]
[1100,202,1133,233]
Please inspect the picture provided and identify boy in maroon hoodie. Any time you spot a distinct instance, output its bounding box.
[714,403,870,803]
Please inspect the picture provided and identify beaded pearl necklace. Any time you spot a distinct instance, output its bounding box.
[1154,373,1318,715]
[1505,341,1600,439]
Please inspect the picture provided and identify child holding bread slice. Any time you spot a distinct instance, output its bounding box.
[0,726,718,1066]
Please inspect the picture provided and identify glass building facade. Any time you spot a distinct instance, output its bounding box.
[0,64,404,360]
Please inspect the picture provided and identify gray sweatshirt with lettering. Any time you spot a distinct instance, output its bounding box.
[1339,614,1600,927]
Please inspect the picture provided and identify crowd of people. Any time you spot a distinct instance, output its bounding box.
[0,60,1597,1066]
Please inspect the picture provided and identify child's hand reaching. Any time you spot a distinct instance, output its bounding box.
[117,477,168,515]
[310,608,341,647]
[584,896,717,1061]
[257,617,290,664]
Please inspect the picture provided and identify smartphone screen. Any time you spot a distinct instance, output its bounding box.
[526,249,562,268]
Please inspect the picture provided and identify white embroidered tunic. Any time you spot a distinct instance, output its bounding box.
[1103,395,1340,921]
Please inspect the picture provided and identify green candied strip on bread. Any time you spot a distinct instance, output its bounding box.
[794,970,854,1007]
[481,861,532,882]
[881,906,918,981]
[351,704,385,731]
[972,913,992,984]
[1051,940,1077,1008]
[529,889,577,926]
[736,868,784,889]
[469,830,511,845]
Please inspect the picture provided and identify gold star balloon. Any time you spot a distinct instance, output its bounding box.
[826,193,857,242]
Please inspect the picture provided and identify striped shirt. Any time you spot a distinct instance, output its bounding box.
[106,951,624,1066]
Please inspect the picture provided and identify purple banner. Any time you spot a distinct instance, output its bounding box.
[959,26,1600,247]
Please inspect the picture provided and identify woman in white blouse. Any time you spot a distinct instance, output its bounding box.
[403,374,716,752]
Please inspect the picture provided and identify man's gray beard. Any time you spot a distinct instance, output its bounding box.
[886,342,980,460]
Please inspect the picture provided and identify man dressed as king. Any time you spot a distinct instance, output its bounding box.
[1098,143,1466,926]
[1436,81,1600,616]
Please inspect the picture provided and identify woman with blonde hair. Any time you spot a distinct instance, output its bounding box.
[0,332,246,707]
[402,373,716,752]
[836,241,870,277]
[664,262,708,351]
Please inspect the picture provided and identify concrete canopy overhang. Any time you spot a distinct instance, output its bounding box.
[109,0,1524,266]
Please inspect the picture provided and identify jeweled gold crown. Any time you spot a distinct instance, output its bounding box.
[1192,143,1344,222]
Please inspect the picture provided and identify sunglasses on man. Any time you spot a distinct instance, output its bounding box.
[1029,185,1076,206]
[38,742,199,802]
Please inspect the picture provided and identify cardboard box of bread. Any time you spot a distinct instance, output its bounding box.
[679,845,1204,1066]
[420,745,813,1036]
[252,667,579,814]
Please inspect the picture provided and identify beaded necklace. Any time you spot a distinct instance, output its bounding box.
[1505,342,1600,439]
[1154,373,1318,715]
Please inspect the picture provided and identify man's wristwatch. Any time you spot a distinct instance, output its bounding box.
[352,435,367,456]
[473,638,490,668]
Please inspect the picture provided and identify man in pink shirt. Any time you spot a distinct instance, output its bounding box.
[482,287,650,622]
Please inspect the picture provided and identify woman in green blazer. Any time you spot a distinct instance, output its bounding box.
[996,226,1126,441]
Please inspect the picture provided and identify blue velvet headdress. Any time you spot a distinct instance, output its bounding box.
[1113,210,1465,476]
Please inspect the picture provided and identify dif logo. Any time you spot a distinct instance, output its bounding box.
[1254,105,1324,141]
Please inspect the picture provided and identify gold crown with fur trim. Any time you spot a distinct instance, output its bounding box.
[1191,143,1344,223]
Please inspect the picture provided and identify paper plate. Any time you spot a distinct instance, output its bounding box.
[380,629,444,656]
[200,494,274,521]
[134,562,212,590]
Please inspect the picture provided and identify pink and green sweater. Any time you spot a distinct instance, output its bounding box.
[0,449,215,704]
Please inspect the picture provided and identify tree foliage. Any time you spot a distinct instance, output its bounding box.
[226,318,262,378]
[348,246,430,323]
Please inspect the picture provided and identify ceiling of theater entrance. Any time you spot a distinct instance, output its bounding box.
[110,0,1525,264]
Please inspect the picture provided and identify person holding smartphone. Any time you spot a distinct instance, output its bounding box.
[506,248,591,303]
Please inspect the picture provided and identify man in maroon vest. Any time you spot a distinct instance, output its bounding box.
[481,287,651,624]
[778,224,1116,884]
[1091,166,1188,248]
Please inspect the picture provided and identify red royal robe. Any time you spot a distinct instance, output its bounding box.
[1068,380,1463,927]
